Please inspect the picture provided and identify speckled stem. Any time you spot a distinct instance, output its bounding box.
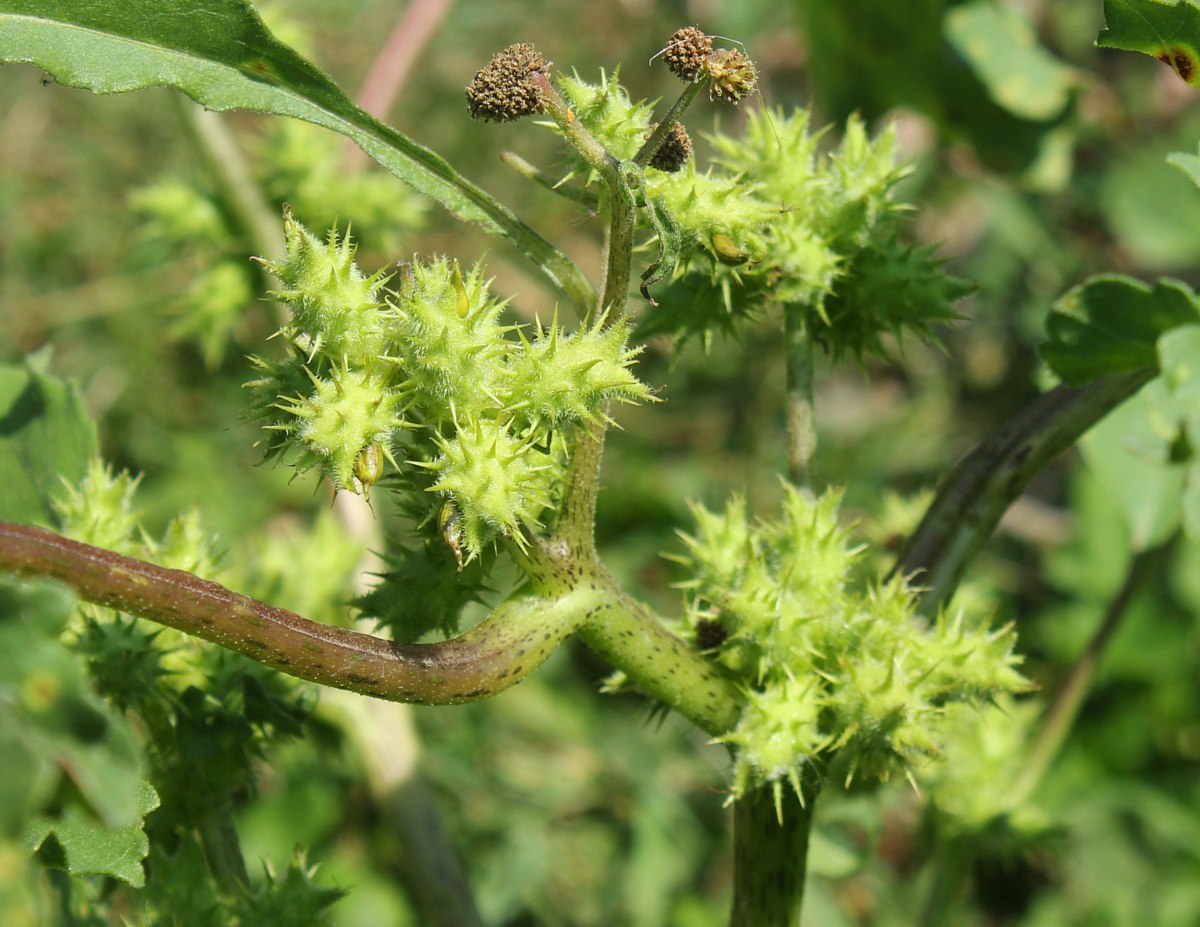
[520,421,744,737]
[529,72,633,323]
[0,521,598,704]
[577,573,743,736]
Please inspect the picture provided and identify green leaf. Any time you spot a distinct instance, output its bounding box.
[1079,385,1186,551]
[793,0,1073,178]
[0,577,147,831]
[0,0,594,314]
[0,358,98,525]
[1098,0,1200,86]
[1168,148,1200,190]
[1101,147,1200,269]
[23,779,160,888]
[1041,275,1200,385]
[945,0,1079,121]
[1157,324,1200,538]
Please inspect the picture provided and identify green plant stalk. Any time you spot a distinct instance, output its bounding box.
[1007,546,1157,808]
[784,304,817,488]
[518,421,745,736]
[892,369,1155,614]
[0,521,590,704]
[137,698,251,896]
[730,773,820,926]
[920,836,974,927]
[0,516,744,735]
[176,96,282,264]
[577,574,743,736]
[530,72,634,322]
[633,80,704,167]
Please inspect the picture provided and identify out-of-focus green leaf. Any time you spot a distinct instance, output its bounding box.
[1101,147,1200,269]
[22,779,160,888]
[0,0,593,313]
[793,0,1075,177]
[0,359,98,525]
[1157,324,1200,537]
[1041,275,1200,385]
[1079,385,1186,550]
[0,577,146,831]
[945,0,1079,121]
[1168,148,1200,189]
[1098,0,1200,86]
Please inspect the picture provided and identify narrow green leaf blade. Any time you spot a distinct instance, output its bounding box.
[0,0,593,312]
[1098,0,1200,85]
[1041,275,1200,385]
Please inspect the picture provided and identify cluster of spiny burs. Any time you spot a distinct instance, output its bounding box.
[246,209,651,564]
[249,27,1027,805]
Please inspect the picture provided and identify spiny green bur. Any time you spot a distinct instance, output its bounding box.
[388,258,511,420]
[674,486,1030,807]
[419,419,555,557]
[260,213,393,366]
[277,366,405,491]
[507,317,653,427]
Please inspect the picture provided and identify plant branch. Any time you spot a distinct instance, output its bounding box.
[516,421,745,736]
[577,572,743,737]
[175,97,282,264]
[530,72,634,322]
[0,521,596,704]
[891,370,1155,615]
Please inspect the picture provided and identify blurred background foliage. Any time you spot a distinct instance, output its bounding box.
[3,0,1200,924]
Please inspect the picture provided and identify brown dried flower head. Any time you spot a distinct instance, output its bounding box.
[648,122,693,173]
[706,47,758,104]
[663,26,713,82]
[465,43,549,122]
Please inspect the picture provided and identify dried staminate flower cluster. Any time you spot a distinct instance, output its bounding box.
[465,42,550,122]
[663,26,713,82]
[648,121,693,173]
[706,47,757,104]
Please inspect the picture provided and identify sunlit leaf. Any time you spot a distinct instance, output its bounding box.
[23,780,160,888]
[1099,0,1200,86]
[1041,275,1200,385]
